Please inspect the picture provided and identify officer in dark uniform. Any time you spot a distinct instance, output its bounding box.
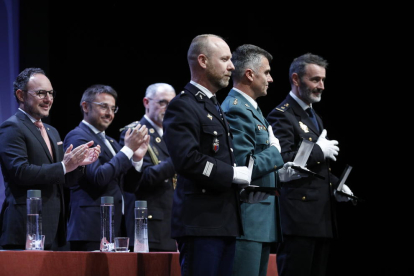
[163,34,268,276]
[119,83,177,252]
[266,53,355,276]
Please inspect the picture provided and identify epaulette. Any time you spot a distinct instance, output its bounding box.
[119,121,139,132]
[274,102,290,113]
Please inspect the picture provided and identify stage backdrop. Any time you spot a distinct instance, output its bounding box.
[0,0,19,208]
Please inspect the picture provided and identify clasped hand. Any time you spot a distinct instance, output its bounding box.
[316,129,339,161]
[63,140,101,172]
[124,124,150,162]
[278,162,309,182]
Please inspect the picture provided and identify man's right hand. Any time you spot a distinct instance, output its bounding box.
[124,124,148,152]
[316,129,339,161]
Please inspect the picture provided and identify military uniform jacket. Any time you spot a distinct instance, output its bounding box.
[119,117,177,251]
[0,110,82,248]
[163,82,243,239]
[266,94,339,238]
[221,89,284,242]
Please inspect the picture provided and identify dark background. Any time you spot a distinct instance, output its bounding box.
[15,1,403,275]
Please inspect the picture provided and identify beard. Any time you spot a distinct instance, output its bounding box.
[299,82,322,104]
[206,68,230,91]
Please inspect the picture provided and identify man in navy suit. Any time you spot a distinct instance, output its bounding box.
[119,83,177,252]
[0,68,100,250]
[163,34,269,276]
[266,53,355,276]
[64,84,149,251]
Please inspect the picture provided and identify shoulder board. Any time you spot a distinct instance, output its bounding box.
[275,102,290,113]
[119,121,139,132]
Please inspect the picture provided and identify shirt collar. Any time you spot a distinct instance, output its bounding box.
[190,80,214,99]
[19,108,40,124]
[289,91,311,111]
[82,120,101,135]
[144,115,163,137]
[232,88,258,109]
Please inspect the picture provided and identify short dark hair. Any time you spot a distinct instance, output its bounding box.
[80,84,118,114]
[289,53,328,85]
[231,44,273,83]
[13,67,46,103]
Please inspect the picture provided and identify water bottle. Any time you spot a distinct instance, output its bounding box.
[134,200,149,252]
[100,196,115,252]
[25,190,43,250]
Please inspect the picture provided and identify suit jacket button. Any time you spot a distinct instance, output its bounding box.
[302,196,306,201]
[165,179,168,182]
[202,189,206,193]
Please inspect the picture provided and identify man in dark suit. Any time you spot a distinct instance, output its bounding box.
[163,34,269,276]
[0,68,100,250]
[266,53,355,276]
[119,82,177,252]
[63,84,149,251]
[222,44,308,276]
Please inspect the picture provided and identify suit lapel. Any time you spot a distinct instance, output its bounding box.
[17,111,54,162]
[185,83,226,128]
[287,96,320,135]
[78,122,115,158]
[229,89,268,128]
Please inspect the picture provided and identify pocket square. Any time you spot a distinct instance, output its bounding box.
[57,141,63,145]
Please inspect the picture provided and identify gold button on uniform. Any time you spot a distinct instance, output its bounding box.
[330,183,332,186]
[309,137,312,141]
[274,165,278,169]
[317,162,320,164]
[148,215,153,219]
[230,148,233,152]
[302,196,306,201]
[202,189,206,193]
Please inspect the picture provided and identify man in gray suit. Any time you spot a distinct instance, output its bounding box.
[0,67,100,250]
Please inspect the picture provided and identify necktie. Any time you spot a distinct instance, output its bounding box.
[210,96,223,120]
[306,107,320,132]
[98,132,117,156]
[98,131,124,214]
[34,120,53,160]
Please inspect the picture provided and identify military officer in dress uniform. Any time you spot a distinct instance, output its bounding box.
[119,83,177,252]
[266,53,355,276]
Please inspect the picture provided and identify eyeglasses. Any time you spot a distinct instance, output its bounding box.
[147,98,170,107]
[88,102,119,113]
[24,90,56,99]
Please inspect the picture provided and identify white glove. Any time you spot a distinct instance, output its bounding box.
[233,166,251,186]
[278,162,309,182]
[334,184,354,202]
[240,190,270,203]
[267,125,281,152]
[316,129,339,161]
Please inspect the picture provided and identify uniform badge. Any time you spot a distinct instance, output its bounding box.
[155,137,161,143]
[149,128,155,134]
[233,98,238,105]
[195,91,205,99]
[299,121,309,133]
[212,138,219,153]
[207,113,213,120]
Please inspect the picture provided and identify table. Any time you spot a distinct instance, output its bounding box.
[0,251,278,276]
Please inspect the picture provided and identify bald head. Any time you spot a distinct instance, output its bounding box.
[187,34,234,93]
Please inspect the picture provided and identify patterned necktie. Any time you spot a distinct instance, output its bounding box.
[210,96,223,120]
[34,120,53,160]
[306,107,320,132]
